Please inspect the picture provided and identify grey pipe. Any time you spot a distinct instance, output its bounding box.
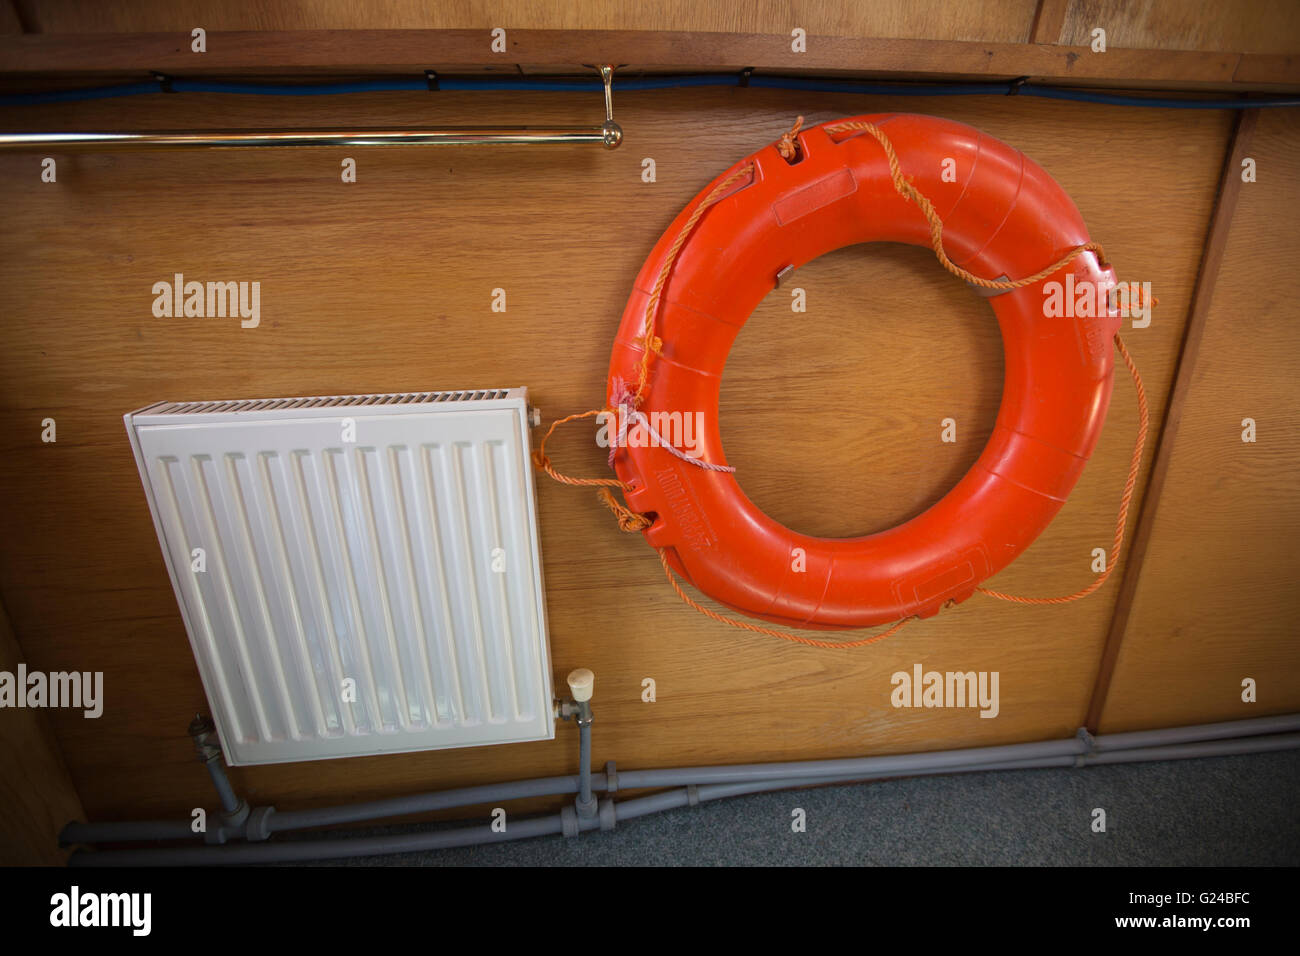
[696,755,1081,802]
[69,761,1070,863]
[1091,713,1300,751]
[58,819,201,845]
[613,738,1086,789]
[1085,731,1300,764]
[69,730,1300,866]
[205,760,242,816]
[60,773,604,846]
[62,713,1300,850]
[71,813,587,867]
[69,759,1067,865]
[62,740,1067,845]
[270,773,596,833]
[611,755,1081,818]
[576,719,597,818]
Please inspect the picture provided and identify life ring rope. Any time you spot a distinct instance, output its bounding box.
[533,116,1152,648]
[630,164,756,405]
[817,117,1114,292]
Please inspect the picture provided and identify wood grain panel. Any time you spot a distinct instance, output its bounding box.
[0,29,1272,90]
[0,598,84,864]
[1030,0,1070,44]
[1098,106,1300,731]
[1060,0,1300,56]
[0,87,1227,823]
[16,0,1299,58]
[1084,109,1257,732]
[13,0,1038,41]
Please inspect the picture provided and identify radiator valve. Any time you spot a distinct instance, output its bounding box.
[557,668,594,721]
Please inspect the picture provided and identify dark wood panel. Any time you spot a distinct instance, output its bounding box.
[0,598,84,864]
[2,29,1291,90]
[11,0,1039,40]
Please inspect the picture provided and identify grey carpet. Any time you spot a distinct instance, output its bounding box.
[292,749,1300,866]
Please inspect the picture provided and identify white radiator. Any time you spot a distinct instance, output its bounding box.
[124,389,554,766]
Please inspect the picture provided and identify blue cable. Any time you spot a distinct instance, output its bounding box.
[1,72,1296,109]
[1018,85,1300,108]
[614,75,739,90]
[438,77,600,91]
[748,75,1010,96]
[749,75,1299,107]
[0,81,163,104]
[173,78,429,95]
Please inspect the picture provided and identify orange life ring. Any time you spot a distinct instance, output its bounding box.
[607,113,1124,630]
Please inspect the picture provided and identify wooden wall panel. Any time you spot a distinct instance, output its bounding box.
[0,598,84,863]
[13,1,1039,42]
[0,2,22,34]
[0,86,1230,823]
[1098,106,1300,732]
[0,31,1267,90]
[1059,0,1300,56]
[12,0,1300,57]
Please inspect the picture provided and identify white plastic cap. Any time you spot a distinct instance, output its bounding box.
[567,668,595,703]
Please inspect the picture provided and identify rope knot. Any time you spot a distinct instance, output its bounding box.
[776,115,805,161]
[598,487,651,532]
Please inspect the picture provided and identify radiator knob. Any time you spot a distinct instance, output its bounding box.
[567,668,594,703]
